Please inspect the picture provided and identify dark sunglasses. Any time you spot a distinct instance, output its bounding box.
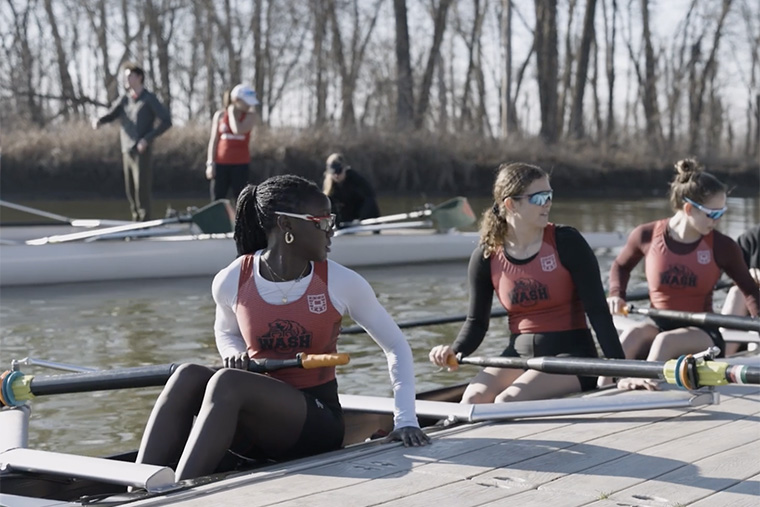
[509,190,553,206]
[684,197,727,220]
[275,211,336,232]
[329,162,344,175]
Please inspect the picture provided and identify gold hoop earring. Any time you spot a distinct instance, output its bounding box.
[285,231,294,244]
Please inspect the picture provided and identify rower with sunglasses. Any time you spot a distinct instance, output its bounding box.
[135,175,429,482]
[605,158,759,390]
[429,162,625,404]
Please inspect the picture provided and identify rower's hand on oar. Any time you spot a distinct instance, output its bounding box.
[607,296,627,315]
[387,426,431,447]
[223,352,250,370]
[617,377,661,391]
[429,345,457,371]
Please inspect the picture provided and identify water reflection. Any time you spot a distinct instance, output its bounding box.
[0,196,756,457]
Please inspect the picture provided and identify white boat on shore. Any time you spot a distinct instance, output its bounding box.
[0,224,626,288]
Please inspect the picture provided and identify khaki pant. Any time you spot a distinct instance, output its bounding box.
[122,148,153,221]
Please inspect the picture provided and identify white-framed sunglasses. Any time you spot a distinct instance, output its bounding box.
[275,211,336,232]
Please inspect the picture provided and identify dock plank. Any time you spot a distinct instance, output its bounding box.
[129,385,759,506]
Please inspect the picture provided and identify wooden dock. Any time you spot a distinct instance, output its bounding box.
[130,382,760,507]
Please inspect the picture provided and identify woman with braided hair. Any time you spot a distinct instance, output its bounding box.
[605,159,758,390]
[136,174,429,482]
[429,162,625,404]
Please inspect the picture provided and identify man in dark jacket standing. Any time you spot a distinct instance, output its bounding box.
[93,63,172,221]
[322,153,380,225]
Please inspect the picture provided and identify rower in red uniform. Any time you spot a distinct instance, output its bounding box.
[429,162,625,403]
[136,175,429,482]
[606,158,759,390]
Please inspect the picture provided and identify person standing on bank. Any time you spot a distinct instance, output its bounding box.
[135,174,429,481]
[606,159,759,389]
[205,85,258,202]
[92,63,172,221]
[322,153,380,225]
[428,162,625,403]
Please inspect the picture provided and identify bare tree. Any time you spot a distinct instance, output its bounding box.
[640,0,663,146]
[393,0,414,129]
[688,0,733,154]
[534,0,559,143]
[311,0,328,127]
[326,0,384,130]
[557,0,577,138]
[601,0,617,139]
[42,0,79,118]
[568,0,597,139]
[415,0,454,128]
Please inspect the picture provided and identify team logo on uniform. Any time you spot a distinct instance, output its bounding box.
[258,319,312,352]
[509,278,550,306]
[308,294,328,314]
[696,250,711,265]
[540,254,557,272]
[659,264,697,289]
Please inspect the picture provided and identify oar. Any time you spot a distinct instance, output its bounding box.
[626,306,760,332]
[0,199,126,228]
[341,196,477,231]
[340,279,666,335]
[25,199,234,245]
[340,280,669,335]
[450,350,759,388]
[0,353,349,407]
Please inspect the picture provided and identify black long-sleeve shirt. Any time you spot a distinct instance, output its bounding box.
[330,170,380,223]
[452,225,625,360]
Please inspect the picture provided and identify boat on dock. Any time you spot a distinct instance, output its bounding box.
[1,348,758,506]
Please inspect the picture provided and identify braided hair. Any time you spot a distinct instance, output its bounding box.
[668,158,727,212]
[479,162,548,257]
[234,175,324,256]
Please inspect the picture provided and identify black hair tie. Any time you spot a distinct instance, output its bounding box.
[491,202,500,216]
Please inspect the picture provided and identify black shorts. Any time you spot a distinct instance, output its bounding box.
[286,381,345,459]
[649,316,725,358]
[230,379,344,462]
[501,328,599,391]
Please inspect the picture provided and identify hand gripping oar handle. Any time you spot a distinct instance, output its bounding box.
[626,306,760,333]
[449,350,759,388]
[0,353,350,407]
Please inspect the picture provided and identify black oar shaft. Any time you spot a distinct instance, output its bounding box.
[630,307,760,332]
[458,356,665,380]
[29,364,179,396]
[457,355,760,386]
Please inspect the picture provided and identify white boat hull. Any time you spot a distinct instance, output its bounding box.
[0,227,624,287]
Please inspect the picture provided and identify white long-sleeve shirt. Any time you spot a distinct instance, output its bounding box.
[212,252,420,429]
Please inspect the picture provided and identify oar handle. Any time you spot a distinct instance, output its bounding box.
[299,353,350,369]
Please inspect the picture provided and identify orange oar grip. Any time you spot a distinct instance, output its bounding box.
[300,353,350,369]
[446,355,459,368]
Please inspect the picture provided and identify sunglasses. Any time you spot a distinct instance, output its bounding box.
[684,197,727,220]
[509,190,553,206]
[275,211,336,232]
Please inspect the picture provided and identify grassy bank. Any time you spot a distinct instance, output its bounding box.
[2,121,758,200]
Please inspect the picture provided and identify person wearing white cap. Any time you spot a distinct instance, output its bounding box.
[205,85,259,201]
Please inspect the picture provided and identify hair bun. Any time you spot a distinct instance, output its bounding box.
[674,158,702,176]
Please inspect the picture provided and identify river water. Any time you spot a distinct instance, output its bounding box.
[0,196,757,456]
